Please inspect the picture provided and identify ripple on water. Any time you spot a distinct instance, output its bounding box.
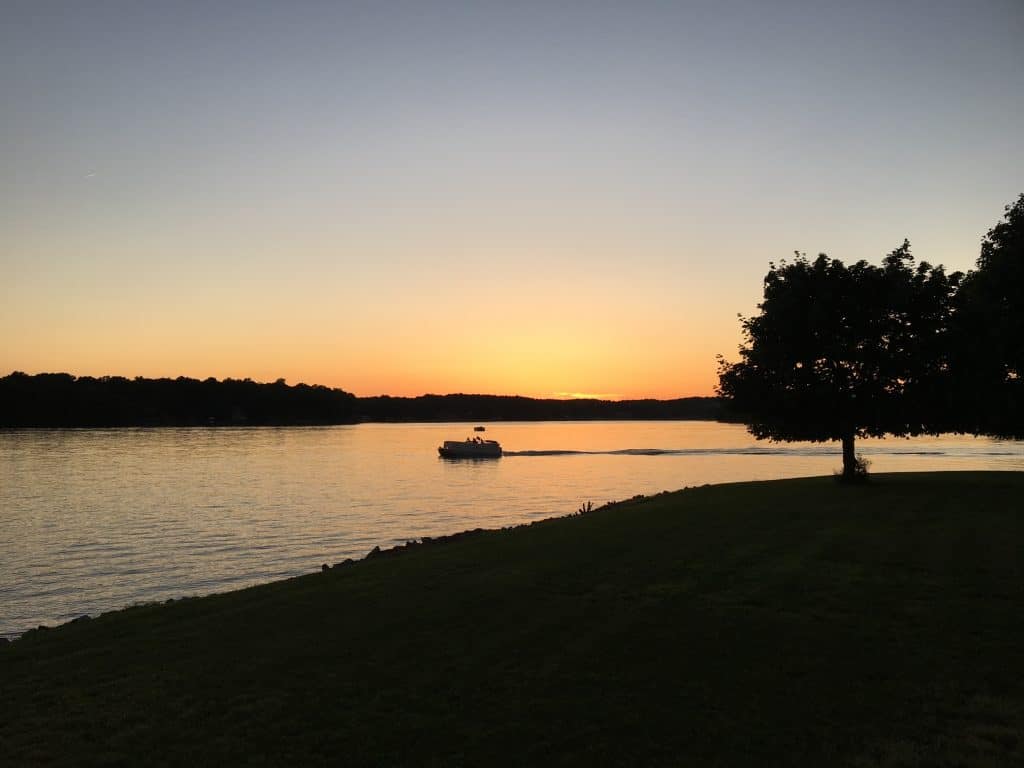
[2,422,1022,638]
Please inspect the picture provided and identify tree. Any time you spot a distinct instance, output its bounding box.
[717,243,961,481]
[953,194,1024,437]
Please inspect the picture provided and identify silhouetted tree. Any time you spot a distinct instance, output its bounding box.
[953,194,1024,437]
[717,243,961,481]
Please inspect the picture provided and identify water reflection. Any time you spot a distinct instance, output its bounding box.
[1,421,1021,638]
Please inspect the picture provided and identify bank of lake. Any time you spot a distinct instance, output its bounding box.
[2,471,1022,766]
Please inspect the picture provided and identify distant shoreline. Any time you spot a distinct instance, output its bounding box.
[0,372,728,428]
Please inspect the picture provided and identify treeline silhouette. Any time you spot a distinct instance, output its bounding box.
[718,192,1024,480]
[355,394,724,422]
[0,373,358,427]
[0,373,724,427]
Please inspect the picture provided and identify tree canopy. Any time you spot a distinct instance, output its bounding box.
[0,373,724,427]
[952,194,1024,437]
[717,242,961,480]
[0,373,357,427]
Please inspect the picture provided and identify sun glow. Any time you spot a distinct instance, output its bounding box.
[2,3,1018,400]
[551,392,622,400]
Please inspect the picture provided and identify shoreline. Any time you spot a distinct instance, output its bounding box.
[4,470,1023,765]
[0,415,732,430]
[2,488,667,643]
[5,470,1021,645]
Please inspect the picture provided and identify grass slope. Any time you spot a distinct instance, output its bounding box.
[2,472,1023,766]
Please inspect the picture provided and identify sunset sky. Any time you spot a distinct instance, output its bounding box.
[3,0,1022,399]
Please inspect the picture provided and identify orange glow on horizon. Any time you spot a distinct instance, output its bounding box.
[2,3,1017,413]
[0,360,722,402]
[2,256,736,401]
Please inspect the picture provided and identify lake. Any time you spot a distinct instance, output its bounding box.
[2,420,1022,639]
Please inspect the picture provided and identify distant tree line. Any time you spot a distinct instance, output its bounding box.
[0,374,358,427]
[718,193,1024,481]
[354,394,724,422]
[0,374,725,428]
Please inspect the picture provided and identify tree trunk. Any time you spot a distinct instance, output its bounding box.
[841,433,856,480]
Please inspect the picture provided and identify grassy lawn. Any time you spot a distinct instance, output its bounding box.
[2,472,1023,766]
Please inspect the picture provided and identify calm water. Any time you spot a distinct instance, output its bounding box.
[2,421,1022,639]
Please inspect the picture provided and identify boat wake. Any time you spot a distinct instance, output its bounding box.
[502,447,1022,458]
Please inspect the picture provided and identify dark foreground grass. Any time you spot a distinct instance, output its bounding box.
[2,472,1023,767]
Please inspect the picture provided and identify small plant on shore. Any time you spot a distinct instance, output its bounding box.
[834,454,871,484]
[577,501,593,515]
